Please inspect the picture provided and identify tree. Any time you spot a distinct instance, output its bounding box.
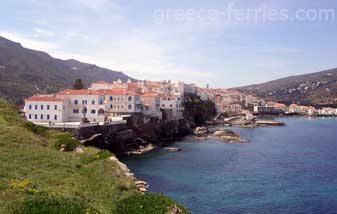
[183,96,217,126]
[73,79,84,90]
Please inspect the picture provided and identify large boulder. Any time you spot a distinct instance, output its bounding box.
[194,126,208,137]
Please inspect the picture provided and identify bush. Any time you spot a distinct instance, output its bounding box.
[54,133,77,151]
[113,194,190,214]
[24,122,49,136]
[9,196,100,214]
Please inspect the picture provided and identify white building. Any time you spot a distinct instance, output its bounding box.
[159,94,183,120]
[24,95,65,123]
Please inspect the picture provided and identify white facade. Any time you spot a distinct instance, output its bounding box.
[24,96,65,123]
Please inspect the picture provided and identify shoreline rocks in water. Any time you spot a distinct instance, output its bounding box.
[193,127,248,143]
[126,143,157,155]
[163,147,182,152]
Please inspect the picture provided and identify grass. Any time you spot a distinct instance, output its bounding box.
[113,194,190,214]
[0,98,189,214]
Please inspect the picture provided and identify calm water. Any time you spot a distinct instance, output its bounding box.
[124,117,337,214]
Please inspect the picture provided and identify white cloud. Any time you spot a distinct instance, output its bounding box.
[34,28,55,37]
[0,31,58,51]
[76,0,113,10]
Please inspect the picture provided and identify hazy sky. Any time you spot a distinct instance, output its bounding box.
[1,0,337,88]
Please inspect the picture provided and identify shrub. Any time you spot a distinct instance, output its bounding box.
[9,196,100,214]
[24,122,49,136]
[113,194,190,214]
[54,133,77,151]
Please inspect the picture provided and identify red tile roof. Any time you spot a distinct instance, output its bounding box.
[56,89,104,96]
[25,96,63,102]
[127,83,142,89]
[141,93,158,97]
[97,89,139,96]
[94,80,109,84]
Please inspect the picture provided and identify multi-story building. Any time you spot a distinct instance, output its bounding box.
[24,95,66,123]
[140,93,162,119]
[159,94,183,120]
[56,89,106,123]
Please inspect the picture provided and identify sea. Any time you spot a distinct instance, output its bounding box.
[123,117,337,214]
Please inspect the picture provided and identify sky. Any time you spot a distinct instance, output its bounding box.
[1,0,337,88]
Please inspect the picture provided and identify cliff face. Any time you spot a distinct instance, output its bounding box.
[79,116,192,156]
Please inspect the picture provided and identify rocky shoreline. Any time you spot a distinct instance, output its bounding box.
[108,155,149,193]
[193,126,248,143]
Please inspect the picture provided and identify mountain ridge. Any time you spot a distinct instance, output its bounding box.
[0,35,134,104]
[236,67,337,107]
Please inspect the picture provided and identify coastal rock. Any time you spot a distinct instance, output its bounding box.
[194,126,208,137]
[168,205,184,214]
[59,144,67,152]
[127,144,156,155]
[74,146,84,154]
[210,129,248,143]
[163,147,182,152]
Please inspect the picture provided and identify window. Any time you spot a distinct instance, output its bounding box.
[91,109,96,114]
[117,106,119,109]
[170,104,173,108]
[29,114,31,119]
[110,104,113,109]
[110,96,113,101]
[114,105,116,109]
[40,114,43,119]
[54,105,58,110]
[74,100,78,105]
[92,100,95,105]
[54,115,57,120]
[34,114,37,119]
[162,104,165,107]
[40,105,44,110]
[82,100,87,105]
[128,96,132,101]
[99,100,103,105]
[73,109,79,114]
[29,105,32,110]
[35,105,38,110]
[114,97,116,101]
[47,105,50,110]
[168,98,171,101]
[128,104,132,109]
[47,115,50,120]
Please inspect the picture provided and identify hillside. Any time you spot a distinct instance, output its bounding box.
[0,36,133,104]
[236,68,337,107]
[0,98,189,214]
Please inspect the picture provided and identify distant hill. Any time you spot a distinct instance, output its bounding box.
[236,68,337,107]
[0,36,134,104]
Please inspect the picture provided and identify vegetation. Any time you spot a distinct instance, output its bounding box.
[9,196,100,214]
[73,79,84,90]
[53,133,78,151]
[0,98,188,214]
[113,194,190,214]
[183,96,217,126]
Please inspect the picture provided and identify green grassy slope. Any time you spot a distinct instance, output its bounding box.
[0,98,189,214]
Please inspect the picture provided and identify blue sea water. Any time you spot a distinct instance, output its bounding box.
[123,117,337,214]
